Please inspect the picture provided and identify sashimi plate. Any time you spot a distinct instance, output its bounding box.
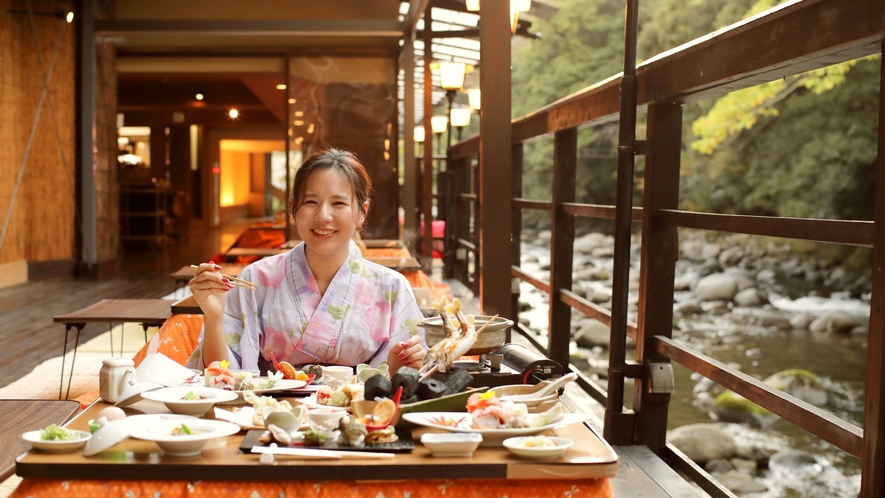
[401,411,593,446]
[296,393,351,412]
[212,379,309,404]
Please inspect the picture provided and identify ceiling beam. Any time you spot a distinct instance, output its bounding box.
[95,19,402,37]
[402,0,430,37]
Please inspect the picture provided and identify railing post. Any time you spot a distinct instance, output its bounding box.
[510,143,524,343]
[548,128,576,369]
[860,42,885,498]
[421,2,435,269]
[634,101,682,454]
[472,158,480,296]
[444,156,463,279]
[605,0,640,445]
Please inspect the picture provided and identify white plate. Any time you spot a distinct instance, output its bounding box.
[130,419,241,457]
[401,411,593,446]
[296,393,351,412]
[22,429,91,453]
[83,413,198,456]
[503,436,573,459]
[420,432,483,457]
[114,382,164,407]
[140,386,239,416]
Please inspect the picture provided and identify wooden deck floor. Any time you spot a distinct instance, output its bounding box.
[0,220,255,390]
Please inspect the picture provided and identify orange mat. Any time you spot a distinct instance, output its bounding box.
[11,478,612,498]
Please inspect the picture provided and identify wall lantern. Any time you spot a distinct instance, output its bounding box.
[414,126,425,143]
[450,108,471,128]
[431,116,449,134]
[467,89,481,110]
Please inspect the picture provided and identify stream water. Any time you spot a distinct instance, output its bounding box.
[514,237,868,498]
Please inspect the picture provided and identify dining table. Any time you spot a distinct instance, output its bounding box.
[14,386,617,498]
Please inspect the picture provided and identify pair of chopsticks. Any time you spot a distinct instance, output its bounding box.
[190,265,257,290]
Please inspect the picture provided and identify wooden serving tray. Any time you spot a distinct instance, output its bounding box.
[239,429,415,454]
[16,400,618,482]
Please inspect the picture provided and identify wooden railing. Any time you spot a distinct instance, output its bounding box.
[443,0,885,496]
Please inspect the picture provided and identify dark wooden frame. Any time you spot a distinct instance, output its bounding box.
[441,0,885,496]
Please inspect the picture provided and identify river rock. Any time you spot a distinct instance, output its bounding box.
[668,424,738,463]
[694,273,739,301]
[718,247,744,268]
[789,313,815,329]
[573,232,607,253]
[768,449,817,470]
[716,471,769,494]
[763,369,827,406]
[574,266,608,281]
[713,391,776,428]
[754,310,791,330]
[587,291,611,304]
[809,311,862,334]
[676,301,704,316]
[537,230,552,242]
[756,268,776,282]
[733,288,766,307]
[570,284,586,298]
[574,320,610,348]
[704,458,733,474]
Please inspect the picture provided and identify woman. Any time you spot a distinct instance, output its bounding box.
[186,148,426,375]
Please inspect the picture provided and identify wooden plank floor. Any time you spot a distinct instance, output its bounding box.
[0,220,256,390]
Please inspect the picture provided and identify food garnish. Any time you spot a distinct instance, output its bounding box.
[172,423,193,436]
[301,428,327,446]
[428,415,468,427]
[40,424,76,441]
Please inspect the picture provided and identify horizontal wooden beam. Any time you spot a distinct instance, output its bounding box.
[451,0,885,156]
[654,335,864,458]
[512,265,551,294]
[95,19,402,37]
[563,203,643,222]
[513,198,553,211]
[121,108,282,126]
[659,209,874,246]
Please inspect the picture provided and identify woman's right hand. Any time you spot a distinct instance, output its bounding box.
[189,261,234,320]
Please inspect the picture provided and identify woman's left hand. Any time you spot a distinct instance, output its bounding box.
[389,335,425,374]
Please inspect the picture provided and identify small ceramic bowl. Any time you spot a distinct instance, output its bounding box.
[22,429,91,453]
[321,366,354,390]
[502,436,573,459]
[140,386,239,416]
[420,433,483,457]
[131,419,241,457]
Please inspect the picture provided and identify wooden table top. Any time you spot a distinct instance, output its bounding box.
[2,399,80,481]
[171,295,201,315]
[17,398,618,482]
[53,299,175,325]
[367,256,422,270]
[225,247,286,258]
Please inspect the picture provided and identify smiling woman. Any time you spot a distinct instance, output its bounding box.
[187,149,428,378]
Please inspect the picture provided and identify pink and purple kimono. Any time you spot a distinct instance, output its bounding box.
[187,240,426,370]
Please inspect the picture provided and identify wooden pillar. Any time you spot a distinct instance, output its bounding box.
[421,4,434,267]
[548,129,576,368]
[634,102,682,453]
[478,0,512,317]
[149,125,167,182]
[860,42,885,498]
[509,143,523,335]
[403,34,417,247]
[77,0,96,267]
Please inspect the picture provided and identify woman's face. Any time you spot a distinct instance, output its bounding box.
[294,168,366,262]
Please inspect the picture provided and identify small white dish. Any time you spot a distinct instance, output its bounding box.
[402,411,591,446]
[131,419,241,457]
[115,382,163,407]
[22,429,91,453]
[83,413,197,457]
[140,386,239,416]
[321,366,353,390]
[502,436,573,459]
[420,433,483,457]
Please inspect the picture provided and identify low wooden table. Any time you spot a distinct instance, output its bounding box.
[1,399,80,481]
[52,299,174,400]
[16,398,618,482]
[224,247,287,260]
[366,256,422,271]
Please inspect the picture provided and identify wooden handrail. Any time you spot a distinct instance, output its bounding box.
[659,209,874,246]
[653,335,864,457]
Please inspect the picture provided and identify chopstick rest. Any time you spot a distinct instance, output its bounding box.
[190,265,257,290]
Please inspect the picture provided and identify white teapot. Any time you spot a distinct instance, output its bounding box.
[99,357,137,403]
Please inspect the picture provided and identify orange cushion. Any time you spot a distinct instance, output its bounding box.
[132,314,205,367]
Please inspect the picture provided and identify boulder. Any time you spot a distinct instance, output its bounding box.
[574,320,611,349]
[573,232,606,253]
[763,369,827,406]
[694,273,739,301]
[809,311,862,334]
[733,288,766,307]
[789,313,814,330]
[668,424,738,463]
[713,391,776,428]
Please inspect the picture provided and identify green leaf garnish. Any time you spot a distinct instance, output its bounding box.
[40,424,75,441]
[185,391,196,400]
[180,423,192,435]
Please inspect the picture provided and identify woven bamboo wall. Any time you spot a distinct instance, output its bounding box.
[0,0,76,265]
[96,40,119,262]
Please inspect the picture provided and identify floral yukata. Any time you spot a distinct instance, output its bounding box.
[187,240,426,370]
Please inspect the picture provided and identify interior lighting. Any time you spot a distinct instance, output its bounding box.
[414,126,425,143]
[466,0,479,11]
[431,116,448,134]
[117,136,129,146]
[229,109,239,119]
[276,84,287,90]
[288,98,296,104]
[195,93,204,101]
[294,120,304,126]
[450,108,471,128]
[514,0,531,11]
[307,123,315,134]
[65,11,74,22]
[467,89,481,110]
